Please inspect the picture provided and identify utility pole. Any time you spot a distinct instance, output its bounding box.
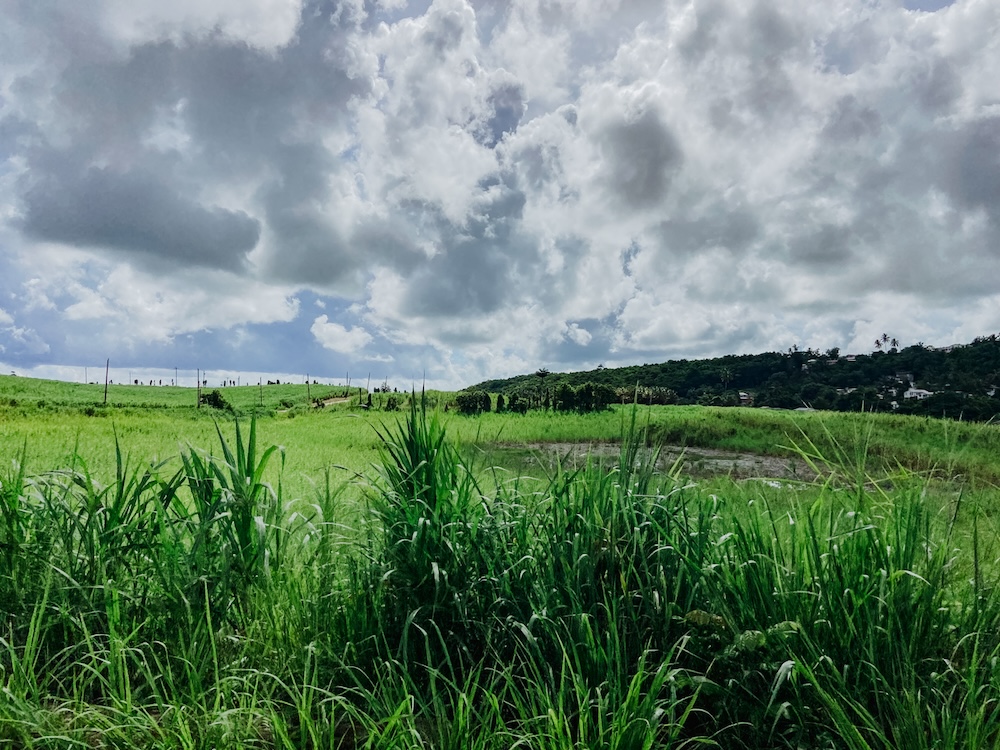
[306,373,311,403]
[197,368,201,408]
[103,359,109,405]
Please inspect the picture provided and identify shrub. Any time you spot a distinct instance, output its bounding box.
[455,389,491,415]
[508,393,529,413]
[202,389,233,411]
[555,382,576,411]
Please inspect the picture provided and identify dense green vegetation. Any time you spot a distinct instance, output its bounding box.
[2,394,1000,747]
[3,374,1000,746]
[472,334,1000,421]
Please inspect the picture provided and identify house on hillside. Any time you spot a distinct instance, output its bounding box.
[903,387,933,400]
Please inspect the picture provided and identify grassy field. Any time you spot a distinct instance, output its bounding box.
[3,376,1000,747]
[4,374,1000,485]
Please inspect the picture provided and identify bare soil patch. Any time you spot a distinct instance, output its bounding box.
[515,442,820,481]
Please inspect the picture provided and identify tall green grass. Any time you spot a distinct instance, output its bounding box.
[2,401,1000,747]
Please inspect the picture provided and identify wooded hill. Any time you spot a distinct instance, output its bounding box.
[469,334,1000,421]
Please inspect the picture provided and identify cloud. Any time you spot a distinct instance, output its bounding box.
[598,105,683,209]
[940,116,1000,223]
[21,167,261,270]
[564,322,592,346]
[98,0,305,51]
[0,325,50,357]
[1,0,999,388]
[311,314,373,355]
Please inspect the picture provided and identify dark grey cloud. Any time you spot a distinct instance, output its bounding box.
[352,214,428,274]
[403,238,513,319]
[599,107,683,209]
[678,0,727,64]
[176,28,366,166]
[20,166,260,270]
[465,173,528,238]
[421,3,467,57]
[8,0,371,281]
[741,59,797,120]
[652,208,760,259]
[255,140,362,286]
[505,110,578,200]
[942,117,1000,224]
[791,223,855,267]
[821,95,882,142]
[747,3,798,58]
[916,58,962,113]
[398,176,535,324]
[54,40,177,149]
[516,143,559,189]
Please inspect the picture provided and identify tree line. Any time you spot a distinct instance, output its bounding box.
[467,334,1000,422]
[455,380,618,415]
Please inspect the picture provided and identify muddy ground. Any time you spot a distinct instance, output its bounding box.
[507,442,822,481]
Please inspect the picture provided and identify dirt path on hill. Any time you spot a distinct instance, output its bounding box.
[319,397,352,407]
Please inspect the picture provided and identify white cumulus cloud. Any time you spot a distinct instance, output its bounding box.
[311,315,373,355]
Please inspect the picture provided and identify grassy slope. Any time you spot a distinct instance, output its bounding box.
[0,376,457,502]
[0,374,349,411]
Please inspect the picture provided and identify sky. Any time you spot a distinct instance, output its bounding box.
[1,0,998,389]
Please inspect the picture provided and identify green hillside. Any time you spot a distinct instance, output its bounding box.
[471,335,1000,421]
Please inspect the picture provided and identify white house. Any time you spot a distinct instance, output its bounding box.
[903,387,933,400]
